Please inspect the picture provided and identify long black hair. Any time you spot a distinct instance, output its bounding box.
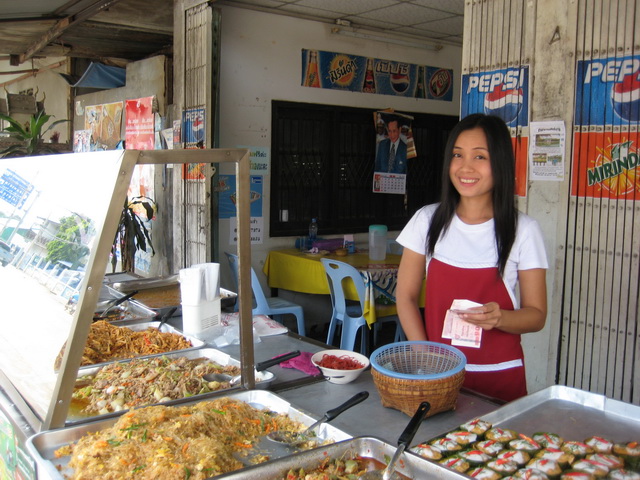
[427,113,517,275]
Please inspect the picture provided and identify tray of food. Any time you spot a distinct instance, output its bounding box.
[67,348,280,423]
[27,390,353,480]
[410,385,640,478]
[92,284,157,322]
[215,436,470,480]
[53,320,205,371]
[111,274,238,315]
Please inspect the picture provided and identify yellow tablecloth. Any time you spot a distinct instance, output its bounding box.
[262,248,401,325]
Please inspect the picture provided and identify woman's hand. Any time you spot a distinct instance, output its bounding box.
[456,302,502,330]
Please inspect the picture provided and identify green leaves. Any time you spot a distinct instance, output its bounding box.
[0,110,69,157]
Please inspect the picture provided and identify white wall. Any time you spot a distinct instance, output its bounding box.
[215,5,462,339]
[216,5,461,291]
[1,57,71,144]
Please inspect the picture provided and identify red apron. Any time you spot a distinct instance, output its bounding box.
[425,259,527,402]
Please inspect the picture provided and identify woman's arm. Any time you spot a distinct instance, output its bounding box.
[458,268,547,334]
[396,248,428,340]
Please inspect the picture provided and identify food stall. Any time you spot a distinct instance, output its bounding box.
[0,149,639,480]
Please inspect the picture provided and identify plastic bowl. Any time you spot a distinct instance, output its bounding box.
[311,349,370,384]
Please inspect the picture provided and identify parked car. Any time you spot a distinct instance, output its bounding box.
[0,241,13,266]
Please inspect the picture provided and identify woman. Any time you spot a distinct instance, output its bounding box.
[395,113,548,402]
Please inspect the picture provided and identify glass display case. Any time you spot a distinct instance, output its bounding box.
[0,148,253,438]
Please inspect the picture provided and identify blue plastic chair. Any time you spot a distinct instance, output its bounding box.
[321,258,405,354]
[225,252,306,336]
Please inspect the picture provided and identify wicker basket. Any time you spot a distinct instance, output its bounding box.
[370,341,466,417]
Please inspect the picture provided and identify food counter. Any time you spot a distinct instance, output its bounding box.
[2,150,639,480]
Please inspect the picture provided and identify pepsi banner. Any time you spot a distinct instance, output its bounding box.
[575,56,640,126]
[301,49,453,101]
[461,66,529,128]
[182,107,206,149]
[572,55,640,200]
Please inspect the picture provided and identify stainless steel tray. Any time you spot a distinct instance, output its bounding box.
[414,385,640,448]
[67,348,275,424]
[215,436,471,480]
[480,385,640,440]
[95,284,157,321]
[27,390,352,480]
[76,321,206,370]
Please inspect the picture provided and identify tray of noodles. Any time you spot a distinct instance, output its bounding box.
[53,320,205,371]
[66,348,276,424]
[27,390,352,480]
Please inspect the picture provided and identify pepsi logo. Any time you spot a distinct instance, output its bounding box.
[192,115,205,141]
[391,73,410,93]
[612,74,640,122]
[484,85,523,125]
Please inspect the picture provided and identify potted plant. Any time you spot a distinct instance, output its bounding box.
[111,196,157,273]
[0,110,69,157]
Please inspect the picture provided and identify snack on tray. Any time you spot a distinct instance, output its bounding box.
[461,418,493,437]
[54,320,193,369]
[55,397,312,479]
[475,439,506,457]
[416,418,639,480]
[585,436,614,454]
[446,430,479,446]
[534,433,565,449]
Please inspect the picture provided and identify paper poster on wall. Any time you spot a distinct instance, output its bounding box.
[572,55,640,199]
[236,145,270,174]
[372,110,414,194]
[73,130,91,152]
[84,101,123,150]
[182,108,205,149]
[461,66,530,197]
[302,49,453,101]
[218,174,264,244]
[125,96,155,150]
[529,121,565,181]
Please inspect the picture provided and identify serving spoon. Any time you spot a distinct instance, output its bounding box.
[203,350,301,386]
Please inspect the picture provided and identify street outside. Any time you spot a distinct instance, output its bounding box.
[0,264,74,419]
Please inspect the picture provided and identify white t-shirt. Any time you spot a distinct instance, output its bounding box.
[396,203,548,308]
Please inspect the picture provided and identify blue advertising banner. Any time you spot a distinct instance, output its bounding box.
[0,169,34,209]
[182,107,205,149]
[301,49,453,101]
[574,55,640,126]
[461,66,529,128]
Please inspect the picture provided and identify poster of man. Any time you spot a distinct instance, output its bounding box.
[374,111,416,174]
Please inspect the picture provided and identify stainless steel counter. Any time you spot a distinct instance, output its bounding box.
[215,331,500,444]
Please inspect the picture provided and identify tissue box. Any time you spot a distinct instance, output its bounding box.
[312,238,344,251]
[182,298,221,336]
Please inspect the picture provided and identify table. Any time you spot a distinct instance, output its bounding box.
[263,248,402,325]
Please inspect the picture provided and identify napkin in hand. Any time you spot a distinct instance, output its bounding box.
[274,351,321,376]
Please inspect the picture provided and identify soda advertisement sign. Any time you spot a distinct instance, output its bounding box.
[461,66,530,197]
[571,130,640,199]
[461,66,529,128]
[575,56,640,126]
[572,55,640,199]
[301,49,453,101]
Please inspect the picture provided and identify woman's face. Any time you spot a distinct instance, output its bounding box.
[449,127,494,201]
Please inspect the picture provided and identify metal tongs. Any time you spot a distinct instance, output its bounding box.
[95,290,138,319]
[203,351,301,386]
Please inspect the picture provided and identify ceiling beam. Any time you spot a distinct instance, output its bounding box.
[12,0,124,66]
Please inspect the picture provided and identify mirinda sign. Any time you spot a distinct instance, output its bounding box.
[572,56,640,200]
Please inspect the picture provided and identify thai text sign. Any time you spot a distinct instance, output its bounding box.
[0,169,33,208]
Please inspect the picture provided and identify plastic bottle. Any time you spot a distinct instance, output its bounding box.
[309,218,318,243]
[368,224,387,261]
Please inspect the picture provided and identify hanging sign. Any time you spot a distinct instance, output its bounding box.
[301,49,453,101]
